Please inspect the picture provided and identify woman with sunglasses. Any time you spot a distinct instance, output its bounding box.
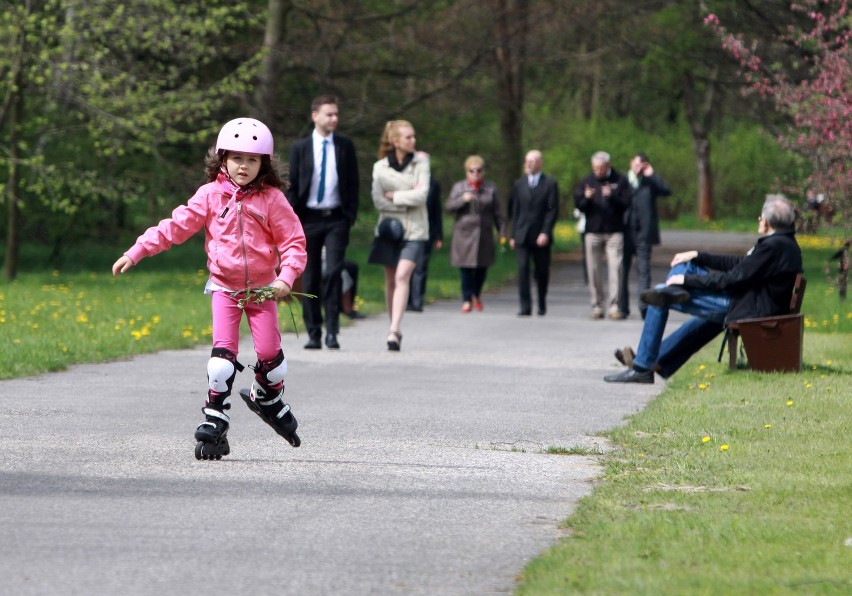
[445,155,506,312]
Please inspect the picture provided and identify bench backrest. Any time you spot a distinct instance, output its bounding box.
[790,273,807,314]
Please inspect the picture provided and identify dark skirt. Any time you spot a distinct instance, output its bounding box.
[368,237,426,267]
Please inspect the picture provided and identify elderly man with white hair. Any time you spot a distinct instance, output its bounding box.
[574,151,632,319]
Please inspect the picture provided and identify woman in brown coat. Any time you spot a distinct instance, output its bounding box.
[445,155,505,312]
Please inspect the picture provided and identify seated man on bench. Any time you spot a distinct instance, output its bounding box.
[605,195,802,384]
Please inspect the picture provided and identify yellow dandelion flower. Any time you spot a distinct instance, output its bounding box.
[702,436,711,443]
[805,382,812,389]
[76,313,89,323]
[764,424,771,429]
[826,359,833,366]
[131,330,142,340]
[720,444,729,451]
[699,364,706,370]
[152,315,161,324]
[787,400,794,406]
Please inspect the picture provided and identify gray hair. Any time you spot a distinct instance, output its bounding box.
[762,196,796,229]
[591,151,611,164]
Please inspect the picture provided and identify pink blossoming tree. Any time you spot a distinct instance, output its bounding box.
[704,0,850,222]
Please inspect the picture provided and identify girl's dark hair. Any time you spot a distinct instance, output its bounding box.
[204,147,288,190]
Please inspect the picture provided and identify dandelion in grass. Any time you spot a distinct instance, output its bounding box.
[804,382,813,389]
[787,400,794,406]
[720,444,729,452]
[698,383,709,390]
[702,436,711,443]
[764,424,771,429]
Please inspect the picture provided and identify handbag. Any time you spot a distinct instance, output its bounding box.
[377,217,405,241]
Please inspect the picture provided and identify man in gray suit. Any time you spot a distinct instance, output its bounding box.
[508,150,559,316]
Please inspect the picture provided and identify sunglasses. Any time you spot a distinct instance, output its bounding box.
[468,168,483,173]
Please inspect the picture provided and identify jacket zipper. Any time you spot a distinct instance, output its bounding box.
[237,200,250,288]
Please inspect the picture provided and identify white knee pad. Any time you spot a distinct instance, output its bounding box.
[207,357,236,393]
[265,358,288,384]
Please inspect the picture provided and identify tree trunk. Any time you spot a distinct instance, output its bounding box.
[491,0,529,202]
[4,83,23,282]
[693,135,714,221]
[683,69,718,221]
[255,0,293,126]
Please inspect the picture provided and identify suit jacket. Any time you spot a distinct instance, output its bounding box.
[508,174,559,247]
[287,133,360,225]
[426,178,443,243]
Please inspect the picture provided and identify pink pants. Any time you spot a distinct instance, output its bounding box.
[211,291,282,362]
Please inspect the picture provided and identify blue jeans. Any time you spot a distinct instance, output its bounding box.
[632,263,729,378]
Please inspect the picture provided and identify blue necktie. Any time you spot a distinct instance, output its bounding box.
[317,139,327,204]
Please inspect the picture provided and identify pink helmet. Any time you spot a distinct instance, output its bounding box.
[215,118,274,155]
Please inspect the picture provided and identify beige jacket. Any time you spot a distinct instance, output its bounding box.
[371,154,431,241]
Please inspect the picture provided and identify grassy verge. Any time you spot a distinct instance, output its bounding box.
[0,220,578,380]
[517,334,852,594]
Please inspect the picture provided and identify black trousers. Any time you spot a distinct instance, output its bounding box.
[300,213,349,339]
[515,243,551,313]
[407,241,433,310]
[619,241,652,318]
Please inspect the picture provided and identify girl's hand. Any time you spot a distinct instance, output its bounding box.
[112,256,134,276]
[272,280,291,299]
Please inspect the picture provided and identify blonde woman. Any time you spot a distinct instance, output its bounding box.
[445,155,505,312]
[369,120,430,350]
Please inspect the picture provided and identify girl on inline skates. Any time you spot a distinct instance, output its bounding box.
[112,118,307,459]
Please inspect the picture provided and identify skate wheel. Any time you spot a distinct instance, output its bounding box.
[288,433,301,448]
[195,442,204,460]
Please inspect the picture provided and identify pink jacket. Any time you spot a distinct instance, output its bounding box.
[125,179,307,291]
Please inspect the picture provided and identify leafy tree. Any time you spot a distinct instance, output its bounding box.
[0,0,258,279]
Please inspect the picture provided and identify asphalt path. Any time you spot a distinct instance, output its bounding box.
[0,230,756,595]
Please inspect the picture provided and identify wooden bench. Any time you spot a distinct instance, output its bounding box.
[724,273,807,373]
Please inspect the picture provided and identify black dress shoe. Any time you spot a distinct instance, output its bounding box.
[604,367,654,384]
[304,337,322,350]
[406,305,423,312]
[325,333,340,349]
[344,311,366,320]
[640,286,691,308]
[517,310,532,317]
[537,307,546,316]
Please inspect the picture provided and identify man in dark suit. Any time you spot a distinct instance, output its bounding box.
[407,177,443,312]
[288,95,360,350]
[508,150,559,316]
[619,152,671,319]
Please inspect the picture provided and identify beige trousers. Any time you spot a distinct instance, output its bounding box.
[584,232,624,311]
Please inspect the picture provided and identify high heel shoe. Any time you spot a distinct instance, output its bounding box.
[472,296,483,311]
[387,330,402,351]
[461,302,472,313]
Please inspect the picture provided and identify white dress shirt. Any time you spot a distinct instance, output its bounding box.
[308,130,340,209]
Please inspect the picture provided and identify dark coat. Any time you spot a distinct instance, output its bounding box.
[445,180,505,268]
[508,174,559,247]
[573,169,631,234]
[684,227,803,323]
[627,173,671,247]
[426,179,443,244]
[287,133,360,225]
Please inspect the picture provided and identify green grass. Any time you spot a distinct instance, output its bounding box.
[517,333,852,594]
[0,220,578,380]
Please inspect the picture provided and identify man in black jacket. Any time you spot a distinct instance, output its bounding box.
[509,150,559,316]
[574,151,632,319]
[407,177,443,312]
[605,195,802,383]
[619,152,671,319]
[288,95,360,350]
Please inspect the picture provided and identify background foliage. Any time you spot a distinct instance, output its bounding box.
[1,0,848,279]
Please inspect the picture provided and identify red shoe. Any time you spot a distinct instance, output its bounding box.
[461,301,472,313]
[472,297,483,311]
